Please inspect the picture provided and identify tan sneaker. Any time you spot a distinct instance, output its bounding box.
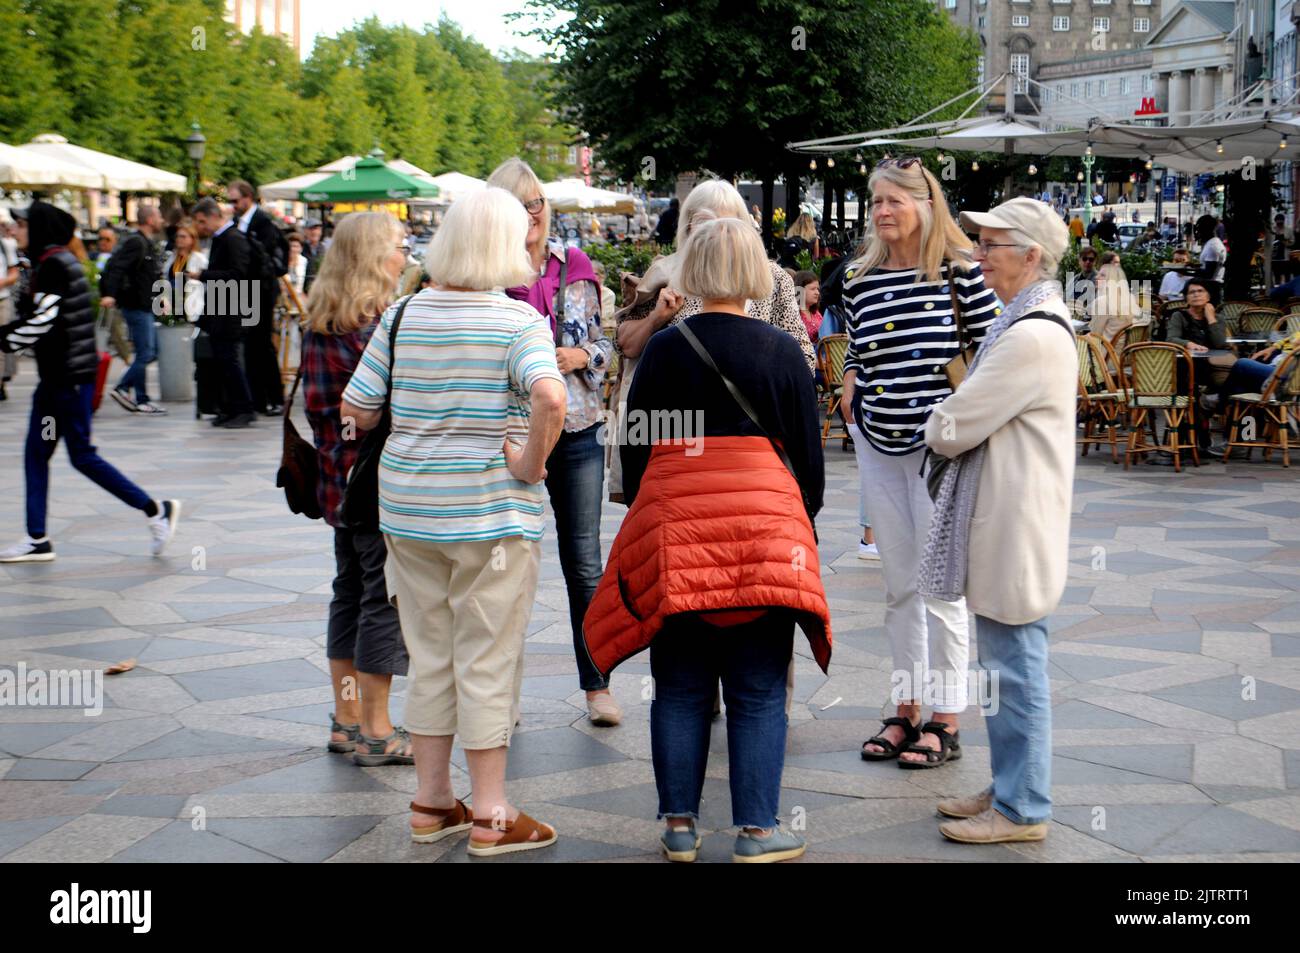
[939,807,1048,844]
[587,691,622,727]
[937,787,994,819]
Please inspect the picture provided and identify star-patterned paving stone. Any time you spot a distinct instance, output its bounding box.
[1,358,1299,862]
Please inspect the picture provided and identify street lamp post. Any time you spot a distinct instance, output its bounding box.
[1081,146,1096,227]
[185,122,206,199]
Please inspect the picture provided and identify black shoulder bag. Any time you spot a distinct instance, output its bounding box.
[275,365,322,520]
[676,319,816,538]
[340,295,413,532]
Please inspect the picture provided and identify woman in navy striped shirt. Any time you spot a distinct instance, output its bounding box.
[841,157,1000,768]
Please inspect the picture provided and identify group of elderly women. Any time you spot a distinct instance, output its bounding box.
[300,151,1077,861]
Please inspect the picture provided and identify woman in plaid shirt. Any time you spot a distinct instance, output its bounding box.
[301,211,414,766]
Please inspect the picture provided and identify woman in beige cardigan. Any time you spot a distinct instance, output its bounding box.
[919,198,1077,845]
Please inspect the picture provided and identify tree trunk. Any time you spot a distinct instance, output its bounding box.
[821,180,832,236]
[761,176,774,251]
[784,160,802,234]
[836,186,846,231]
[1224,167,1271,300]
[856,184,866,232]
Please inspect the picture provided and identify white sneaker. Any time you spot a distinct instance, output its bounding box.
[0,535,55,563]
[136,401,168,415]
[857,541,880,561]
[148,500,181,556]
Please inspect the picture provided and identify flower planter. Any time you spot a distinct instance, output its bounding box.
[157,322,195,402]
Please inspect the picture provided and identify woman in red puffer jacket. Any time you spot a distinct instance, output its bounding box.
[584,215,830,864]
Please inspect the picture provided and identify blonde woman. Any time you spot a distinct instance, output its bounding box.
[486,157,619,727]
[842,157,998,768]
[1089,260,1141,341]
[584,215,829,863]
[301,212,413,766]
[783,211,821,266]
[159,218,208,323]
[341,189,566,856]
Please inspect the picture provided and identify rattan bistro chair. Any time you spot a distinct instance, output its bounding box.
[1219,300,1255,337]
[1121,342,1200,472]
[1238,307,1285,337]
[816,334,850,449]
[1077,334,1127,464]
[1224,350,1300,467]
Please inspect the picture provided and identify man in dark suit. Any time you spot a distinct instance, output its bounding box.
[191,197,255,428]
[228,179,288,415]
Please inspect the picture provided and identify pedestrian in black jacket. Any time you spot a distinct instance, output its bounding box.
[227,180,288,415]
[191,197,256,428]
[0,201,180,563]
[100,206,165,414]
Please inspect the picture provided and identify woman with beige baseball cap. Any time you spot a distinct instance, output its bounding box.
[919,197,1077,844]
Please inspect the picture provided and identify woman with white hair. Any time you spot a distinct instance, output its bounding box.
[843,157,999,769]
[486,157,620,728]
[584,214,830,863]
[341,187,567,857]
[1088,257,1144,341]
[923,197,1076,844]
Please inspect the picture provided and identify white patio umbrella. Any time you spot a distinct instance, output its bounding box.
[0,141,101,190]
[20,134,186,192]
[259,171,331,201]
[543,178,636,214]
[418,171,486,204]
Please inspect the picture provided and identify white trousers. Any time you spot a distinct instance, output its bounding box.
[849,423,970,713]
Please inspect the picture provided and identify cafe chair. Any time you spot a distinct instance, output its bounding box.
[1077,334,1127,464]
[1121,342,1200,472]
[1224,350,1300,467]
[816,333,850,449]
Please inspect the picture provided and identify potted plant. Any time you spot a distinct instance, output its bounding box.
[154,282,199,402]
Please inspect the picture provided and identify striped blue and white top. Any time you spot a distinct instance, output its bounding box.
[843,262,1000,456]
[342,288,564,544]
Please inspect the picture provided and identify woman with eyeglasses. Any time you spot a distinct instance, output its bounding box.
[841,156,999,769]
[486,157,620,728]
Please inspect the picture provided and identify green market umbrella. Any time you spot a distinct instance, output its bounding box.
[298,155,439,203]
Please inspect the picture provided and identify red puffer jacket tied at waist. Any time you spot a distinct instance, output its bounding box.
[583,436,832,677]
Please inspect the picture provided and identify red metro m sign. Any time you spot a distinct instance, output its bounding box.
[1134,97,1160,116]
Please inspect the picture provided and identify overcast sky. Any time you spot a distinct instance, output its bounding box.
[299,1,564,59]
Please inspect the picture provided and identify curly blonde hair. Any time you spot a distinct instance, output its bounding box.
[304,212,401,335]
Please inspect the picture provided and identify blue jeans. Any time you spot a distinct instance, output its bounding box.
[545,423,607,691]
[650,611,794,829]
[116,308,156,403]
[976,615,1052,825]
[25,382,153,538]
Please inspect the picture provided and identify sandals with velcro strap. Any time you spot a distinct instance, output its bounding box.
[861,716,921,761]
[409,798,474,844]
[897,721,962,770]
[467,811,558,857]
[352,726,415,766]
[327,712,361,753]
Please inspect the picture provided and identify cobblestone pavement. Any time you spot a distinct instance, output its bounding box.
[2,356,1299,863]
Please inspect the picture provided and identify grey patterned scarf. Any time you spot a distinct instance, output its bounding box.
[918,279,1062,603]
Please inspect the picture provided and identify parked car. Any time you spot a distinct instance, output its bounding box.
[1118,223,1145,250]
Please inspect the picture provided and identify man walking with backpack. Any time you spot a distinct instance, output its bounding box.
[0,201,180,563]
[100,205,165,415]
[227,180,288,415]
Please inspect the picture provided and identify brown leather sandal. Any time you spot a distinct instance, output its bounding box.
[466,811,558,857]
[409,798,473,844]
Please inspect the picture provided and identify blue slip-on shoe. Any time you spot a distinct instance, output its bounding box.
[660,824,702,863]
[732,825,806,863]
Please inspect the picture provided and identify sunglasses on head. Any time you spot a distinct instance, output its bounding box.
[875,156,923,171]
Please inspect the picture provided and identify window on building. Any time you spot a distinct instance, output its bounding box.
[1070,81,1080,98]
[1093,17,1110,32]
[1012,14,1029,26]
[977,54,986,86]
[1084,80,1093,97]
[978,15,986,28]
[1134,17,1150,32]
[945,0,956,8]
[1093,0,1111,4]
[1120,76,1131,95]
[1098,78,1107,96]
[1053,15,1069,30]
[1141,73,1152,93]
[1010,53,1030,93]
[1133,0,1151,4]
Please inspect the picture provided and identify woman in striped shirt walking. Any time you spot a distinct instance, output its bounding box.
[842,157,1000,768]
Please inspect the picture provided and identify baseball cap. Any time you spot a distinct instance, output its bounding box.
[959,197,1069,260]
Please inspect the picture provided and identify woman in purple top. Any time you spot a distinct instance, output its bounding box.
[488,158,620,728]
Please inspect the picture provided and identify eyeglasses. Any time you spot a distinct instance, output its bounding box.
[522,196,545,215]
[876,156,923,170]
[973,239,1023,255]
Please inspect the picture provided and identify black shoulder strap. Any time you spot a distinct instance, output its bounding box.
[675,318,804,499]
[382,294,414,414]
[553,251,568,346]
[1014,309,1075,337]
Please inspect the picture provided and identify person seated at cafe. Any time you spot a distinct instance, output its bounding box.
[1200,329,1300,456]
[1089,259,1143,341]
[793,269,822,345]
[1164,280,1226,355]
[1159,248,1191,300]
[1069,246,1098,302]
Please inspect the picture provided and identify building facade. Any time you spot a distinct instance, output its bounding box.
[225,0,302,55]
